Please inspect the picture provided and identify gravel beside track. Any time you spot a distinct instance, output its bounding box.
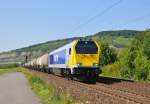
[30,70,150,104]
[97,77,150,99]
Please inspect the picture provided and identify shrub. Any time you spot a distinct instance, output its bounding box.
[100,43,117,66]
[101,62,121,78]
[120,31,150,80]
[102,31,150,81]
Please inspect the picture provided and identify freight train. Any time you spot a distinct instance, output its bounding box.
[24,39,101,82]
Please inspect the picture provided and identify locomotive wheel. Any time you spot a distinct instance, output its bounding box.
[67,69,73,80]
[61,68,65,77]
[47,69,51,74]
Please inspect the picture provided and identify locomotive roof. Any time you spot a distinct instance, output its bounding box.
[49,40,77,55]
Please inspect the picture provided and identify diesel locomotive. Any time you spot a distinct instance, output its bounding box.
[24,39,101,82]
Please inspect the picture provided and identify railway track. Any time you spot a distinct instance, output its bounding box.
[30,70,150,104]
[89,83,150,104]
[70,78,150,104]
[97,82,150,98]
[97,77,150,98]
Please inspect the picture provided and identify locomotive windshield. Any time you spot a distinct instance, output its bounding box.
[75,41,98,54]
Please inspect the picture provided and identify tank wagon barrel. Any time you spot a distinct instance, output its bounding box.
[36,54,49,72]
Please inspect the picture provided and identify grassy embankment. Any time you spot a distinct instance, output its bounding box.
[0,66,75,104]
[0,64,18,75]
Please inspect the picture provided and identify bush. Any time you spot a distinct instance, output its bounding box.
[120,66,132,79]
[102,31,150,81]
[101,62,121,78]
[100,43,117,66]
[119,31,150,80]
[134,51,150,80]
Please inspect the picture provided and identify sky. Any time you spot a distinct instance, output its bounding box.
[0,0,150,52]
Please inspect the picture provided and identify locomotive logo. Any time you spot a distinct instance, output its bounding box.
[54,55,58,62]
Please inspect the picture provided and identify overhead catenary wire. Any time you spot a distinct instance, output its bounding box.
[69,0,123,35]
[121,13,150,27]
[109,13,150,30]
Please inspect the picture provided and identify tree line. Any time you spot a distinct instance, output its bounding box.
[100,30,150,81]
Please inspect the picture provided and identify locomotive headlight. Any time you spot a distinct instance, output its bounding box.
[77,63,82,67]
[93,63,99,67]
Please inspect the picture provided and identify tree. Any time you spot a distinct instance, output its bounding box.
[120,31,150,80]
[100,43,117,66]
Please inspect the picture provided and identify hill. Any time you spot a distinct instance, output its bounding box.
[88,30,140,48]
[0,30,140,65]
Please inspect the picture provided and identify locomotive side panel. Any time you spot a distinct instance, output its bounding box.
[49,49,67,68]
[48,40,76,69]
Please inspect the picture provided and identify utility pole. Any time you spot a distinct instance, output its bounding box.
[25,55,28,63]
[24,47,32,64]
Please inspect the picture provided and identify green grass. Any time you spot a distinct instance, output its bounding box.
[0,64,18,69]
[19,68,76,104]
[100,62,121,78]
[0,67,18,75]
[113,36,133,47]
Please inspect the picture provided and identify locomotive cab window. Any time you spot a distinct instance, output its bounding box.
[69,48,71,55]
[75,41,98,54]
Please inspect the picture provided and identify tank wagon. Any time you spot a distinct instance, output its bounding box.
[36,54,49,72]
[25,39,101,82]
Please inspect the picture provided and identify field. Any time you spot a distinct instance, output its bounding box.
[0,65,18,75]
[0,68,17,75]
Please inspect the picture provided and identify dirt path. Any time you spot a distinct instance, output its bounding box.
[0,72,41,104]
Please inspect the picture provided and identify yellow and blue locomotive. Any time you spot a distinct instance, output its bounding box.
[25,39,101,82]
[49,39,101,80]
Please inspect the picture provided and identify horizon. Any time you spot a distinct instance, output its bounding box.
[0,29,143,53]
[0,0,150,52]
